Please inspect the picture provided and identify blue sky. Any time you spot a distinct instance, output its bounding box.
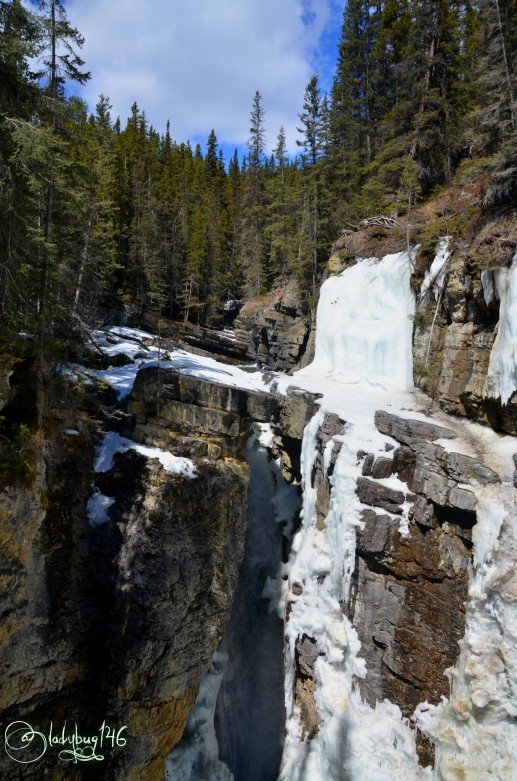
[62,0,343,159]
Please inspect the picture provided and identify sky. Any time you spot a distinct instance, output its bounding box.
[62,0,343,159]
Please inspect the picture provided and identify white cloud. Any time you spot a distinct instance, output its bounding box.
[66,0,340,153]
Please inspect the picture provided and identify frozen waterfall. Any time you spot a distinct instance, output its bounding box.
[484,251,517,406]
[304,250,415,392]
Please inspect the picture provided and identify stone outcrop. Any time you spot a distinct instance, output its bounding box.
[353,412,500,765]
[271,386,322,482]
[0,352,260,779]
[90,450,248,780]
[128,364,278,456]
[142,315,250,365]
[413,223,517,435]
[235,278,313,372]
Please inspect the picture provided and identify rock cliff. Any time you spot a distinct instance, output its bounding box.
[0,341,274,779]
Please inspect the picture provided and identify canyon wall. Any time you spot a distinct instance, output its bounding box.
[0,351,276,779]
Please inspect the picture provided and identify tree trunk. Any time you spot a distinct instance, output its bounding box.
[72,211,93,317]
[494,0,516,130]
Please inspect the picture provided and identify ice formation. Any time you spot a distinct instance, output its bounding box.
[415,470,516,779]
[305,250,415,391]
[259,250,427,780]
[166,652,234,781]
[484,252,517,405]
[270,245,515,780]
[420,237,451,301]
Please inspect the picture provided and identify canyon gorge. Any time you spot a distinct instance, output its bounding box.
[0,220,516,781]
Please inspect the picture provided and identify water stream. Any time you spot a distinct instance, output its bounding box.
[214,425,299,781]
[167,424,299,781]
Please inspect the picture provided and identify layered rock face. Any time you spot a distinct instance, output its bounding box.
[273,387,504,771]
[352,411,499,765]
[0,353,272,779]
[142,316,250,365]
[412,225,516,435]
[234,278,314,372]
[0,427,94,780]
[128,364,277,455]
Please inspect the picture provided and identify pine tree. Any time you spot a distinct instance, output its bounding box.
[297,75,322,166]
[206,129,219,176]
[265,127,293,277]
[0,0,42,325]
[186,205,208,322]
[243,90,267,294]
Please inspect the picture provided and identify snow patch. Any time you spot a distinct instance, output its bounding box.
[86,490,115,528]
[93,431,196,477]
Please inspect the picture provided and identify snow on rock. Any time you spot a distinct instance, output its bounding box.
[484,251,517,406]
[415,474,517,781]
[420,236,451,302]
[301,250,415,392]
[86,490,115,528]
[141,352,268,393]
[70,325,268,402]
[93,431,196,477]
[272,244,517,780]
[87,363,143,401]
[90,326,159,359]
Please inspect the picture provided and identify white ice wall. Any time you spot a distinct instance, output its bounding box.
[484,252,517,406]
[302,251,415,392]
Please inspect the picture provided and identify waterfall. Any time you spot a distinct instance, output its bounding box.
[168,245,516,781]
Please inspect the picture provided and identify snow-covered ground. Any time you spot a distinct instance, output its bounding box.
[74,325,268,401]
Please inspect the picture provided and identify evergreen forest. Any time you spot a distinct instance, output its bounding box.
[0,0,515,340]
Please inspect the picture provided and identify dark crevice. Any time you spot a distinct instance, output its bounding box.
[432,501,476,531]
